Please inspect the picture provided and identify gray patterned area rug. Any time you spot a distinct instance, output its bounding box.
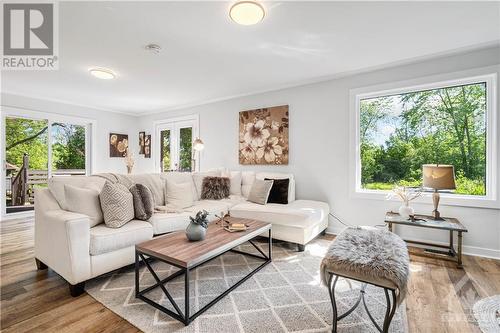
[86,238,408,333]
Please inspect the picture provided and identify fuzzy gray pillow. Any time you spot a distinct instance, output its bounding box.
[129,183,154,220]
[201,176,230,200]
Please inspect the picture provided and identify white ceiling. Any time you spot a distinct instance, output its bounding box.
[2,1,500,115]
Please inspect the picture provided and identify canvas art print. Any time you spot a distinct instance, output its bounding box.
[139,131,145,154]
[109,133,129,157]
[144,134,151,158]
[239,105,289,165]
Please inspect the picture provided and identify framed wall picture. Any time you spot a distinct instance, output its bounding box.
[239,105,289,165]
[109,133,129,157]
[144,134,151,158]
[139,131,145,154]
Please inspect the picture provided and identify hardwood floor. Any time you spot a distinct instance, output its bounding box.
[1,217,499,332]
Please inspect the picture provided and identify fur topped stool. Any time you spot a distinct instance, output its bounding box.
[320,226,410,333]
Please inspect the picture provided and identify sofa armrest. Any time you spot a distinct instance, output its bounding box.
[35,188,91,285]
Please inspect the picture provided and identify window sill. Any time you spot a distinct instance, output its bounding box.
[350,189,500,210]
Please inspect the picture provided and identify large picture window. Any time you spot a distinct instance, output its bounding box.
[353,73,497,203]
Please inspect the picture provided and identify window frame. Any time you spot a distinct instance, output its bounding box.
[1,106,96,218]
[154,114,199,173]
[349,70,498,209]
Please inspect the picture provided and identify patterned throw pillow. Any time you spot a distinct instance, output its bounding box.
[129,183,154,220]
[201,176,230,200]
[99,182,134,228]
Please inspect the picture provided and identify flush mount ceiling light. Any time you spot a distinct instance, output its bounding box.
[145,43,161,54]
[229,1,265,25]
[89,67,116,80]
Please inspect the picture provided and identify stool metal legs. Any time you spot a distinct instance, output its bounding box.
[328,273,397,333]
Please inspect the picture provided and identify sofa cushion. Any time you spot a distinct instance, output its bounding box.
[161,172,197,201]
[265,178,289,204]
[64,184,103,227]
[222,171,242,196]
[192,171,220,199]
[201,176,230,200]
[90,220,153,255]
[247,179,274,205]
[129,183,154,220]
[149,212,192,235]
[241,171,255,198]
[48,175,106,210]
[184,200,233,219]
[127,173,165,206]
[166,182,194,209]
[99,182,134,228]
[256,172,295,202]
[230,200,329,229]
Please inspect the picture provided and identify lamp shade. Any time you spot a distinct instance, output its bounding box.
[193,138,204,151]
[422,164,456,190]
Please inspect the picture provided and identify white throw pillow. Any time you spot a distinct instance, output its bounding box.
[64,184,103,227]
[99,182,134,228]
[247,179,274,205]
[241,171,256,198]
[192,171,220,199]
[222,171,242,196]
[166,182,194,209]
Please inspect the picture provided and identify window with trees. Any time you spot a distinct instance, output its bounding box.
[3,113,91,214]
[357,76,495,197]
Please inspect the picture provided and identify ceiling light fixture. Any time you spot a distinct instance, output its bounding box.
[145,43,161,54]
[229,1,265,26]
[89,67,116,80]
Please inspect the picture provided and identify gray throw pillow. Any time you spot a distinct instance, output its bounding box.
[99,181,134,228]
[129,183,154,220]
[201,176,230,200]
[247,179,274,205]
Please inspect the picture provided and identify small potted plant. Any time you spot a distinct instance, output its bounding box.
[390,186,422,218]
[186,210,209,241]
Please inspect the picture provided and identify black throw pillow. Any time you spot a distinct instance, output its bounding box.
[265,178,289,204]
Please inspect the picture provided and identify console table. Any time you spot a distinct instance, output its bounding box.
[384,212,468,268]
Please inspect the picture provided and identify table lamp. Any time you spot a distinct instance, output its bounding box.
[422,164,456,220]
[191,138,204,171]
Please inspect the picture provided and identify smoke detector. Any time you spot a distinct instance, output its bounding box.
[145,44,161,54]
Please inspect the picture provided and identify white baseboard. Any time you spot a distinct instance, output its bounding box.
[325,226,500,260]
[1,210,34,221]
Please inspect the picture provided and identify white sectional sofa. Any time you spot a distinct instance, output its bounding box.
[34,171,329,296]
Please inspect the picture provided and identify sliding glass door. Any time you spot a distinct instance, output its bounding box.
[3,113,91,215]
[157,117,198,172]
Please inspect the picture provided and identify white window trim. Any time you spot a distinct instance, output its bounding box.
[1,105,97,218]
[349,69,498,209]
[153,114,200,173]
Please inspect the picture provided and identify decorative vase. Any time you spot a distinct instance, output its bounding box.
[399,204,414,218]
[186,221,206,241]
[126,165,133,174]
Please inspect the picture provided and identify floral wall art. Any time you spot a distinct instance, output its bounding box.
[239,105,289,165]
[109,133,129,157]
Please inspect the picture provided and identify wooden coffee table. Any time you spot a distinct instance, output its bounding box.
[135,217,272,325]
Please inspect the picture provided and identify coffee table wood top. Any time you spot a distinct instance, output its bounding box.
[136,217,271,268]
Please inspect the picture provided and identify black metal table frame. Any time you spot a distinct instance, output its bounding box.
[387,222,465,268]
[327,272,397,333]
[135,229,272,326]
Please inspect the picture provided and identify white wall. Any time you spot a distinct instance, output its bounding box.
[1,94,137,174]
[136,46,500,259]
